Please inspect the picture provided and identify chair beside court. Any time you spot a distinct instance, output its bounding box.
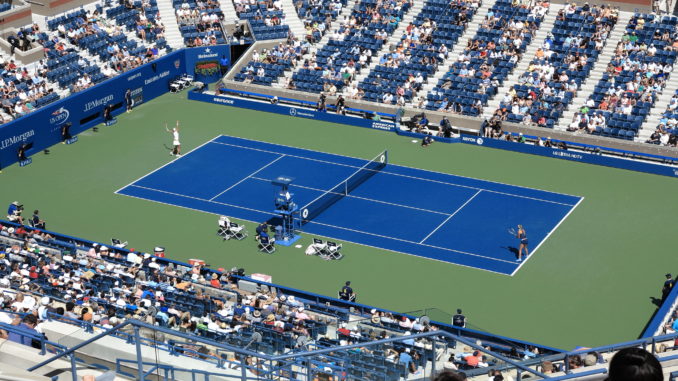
[308,238,343,261]
[217,216,249,241]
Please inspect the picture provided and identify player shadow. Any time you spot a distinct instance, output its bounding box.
[501,246,520,260]
[650,296,664,307]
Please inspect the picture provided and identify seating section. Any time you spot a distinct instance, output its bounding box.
[357,0,480,104]
[174,0,227,46]
[233,39,306,85]
[0,217,562,379]
[425,0,548,116]
[568,14,678,140]
[104,0,169,50]
[647,89,678,146]
[295,0,347,42]
[493,4,618,128]
[232,0,290,40]
[291,0,412,94]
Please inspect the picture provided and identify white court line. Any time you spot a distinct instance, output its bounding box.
[419,190,482,244]
[121,183,517,265]
[125,184,273,216]
[210,139,576,207]
[249,176,451,216]
[116,190,512,276]
[509,196,585,277]
[114,135,221,194]
[307,219,518,264]
[208,155,286,201]
[214,134,583,199]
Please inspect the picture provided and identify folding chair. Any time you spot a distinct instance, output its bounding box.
[217,216,231,240]
[324,241,343,260]
[229,222,248,240]
[258,236,276,254]
[111,238,128,248]
[307,238,327,256]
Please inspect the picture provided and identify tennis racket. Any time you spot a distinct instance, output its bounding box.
[163,143,173,152]
[507,227,516,236]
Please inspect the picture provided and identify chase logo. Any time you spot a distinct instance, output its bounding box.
[476,138,484,145]
[289,108,297,116]
[49,107,70,125]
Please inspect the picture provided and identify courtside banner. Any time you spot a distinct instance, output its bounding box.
[188,91,397,132]
[459,134,678,178]
[0,50,185,168]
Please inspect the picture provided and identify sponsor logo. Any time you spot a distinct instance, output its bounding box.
[128,72,142,81]
[476,138,484,145]
[197,47,219,60]
[287,108,314,118]
[673,169,678,177]
[131,87,143,97]
[289,108,297,116]
[461,136,477,143]
[0,130,34,150]
[174,60,181,69]
[144,70,170,85]
[212,97,234,104]
[83,94,114,112]
[552,151,583,160]
[49,107,70,125]
[371,121,393,130]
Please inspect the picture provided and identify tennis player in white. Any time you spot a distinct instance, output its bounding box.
[165,120,181,156]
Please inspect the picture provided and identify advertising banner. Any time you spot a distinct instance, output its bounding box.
[188,91,396,132]
[0,50,186,168]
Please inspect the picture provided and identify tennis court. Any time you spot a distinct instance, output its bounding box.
[116,135,583,275]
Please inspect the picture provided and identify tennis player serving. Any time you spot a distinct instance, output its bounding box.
[165,120,181,156]
[516,224,528,262]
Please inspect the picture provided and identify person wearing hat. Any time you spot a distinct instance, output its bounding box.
[662,273,675,302]
[7,201,23,224]
[210,273,221,289]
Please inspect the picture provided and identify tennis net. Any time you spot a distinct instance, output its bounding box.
[300,150,388,224]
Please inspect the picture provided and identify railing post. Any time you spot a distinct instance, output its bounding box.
[70,354,78,381]
[134,326,144,381]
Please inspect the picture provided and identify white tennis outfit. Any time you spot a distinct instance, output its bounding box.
[173,130,180,146]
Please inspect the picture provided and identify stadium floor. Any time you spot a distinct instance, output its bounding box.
[2,92,677,350]
[118,135,582,275]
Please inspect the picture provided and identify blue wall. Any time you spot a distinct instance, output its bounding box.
[0,50,187,168]
[190,90,677,178]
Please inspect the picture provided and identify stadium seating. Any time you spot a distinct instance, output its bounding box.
[357,0,480,104]
[494,4,618,128]
[295,0,347,42]
[425,0,548,116]
[291,0,412,94]
[232,0,290,40]
[174,0,227,45]
[568,13,678,140]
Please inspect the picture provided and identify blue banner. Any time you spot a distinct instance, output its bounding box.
[188,91,396,131]
[458,134,678,177]
[184,45,231,83]
[0,50,186,168]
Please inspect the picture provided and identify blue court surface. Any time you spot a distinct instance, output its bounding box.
[116,135,583,275]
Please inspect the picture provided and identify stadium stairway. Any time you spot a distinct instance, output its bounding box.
[281,0,308,38]
[636,73,678,142]
[412,0,496,107]
[272,0,358,88]
[156,0,187,49]
[349,0,424,86]
[481,5,558,119]
[220,0,239,24]
[555,10,633,131]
